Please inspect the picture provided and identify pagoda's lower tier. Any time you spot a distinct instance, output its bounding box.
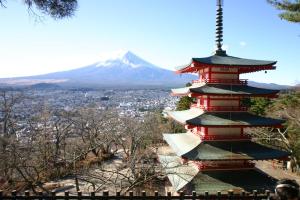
[163,133,290,161]
[158,155,277,193]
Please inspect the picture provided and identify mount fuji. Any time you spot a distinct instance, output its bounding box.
[0,51,194,88]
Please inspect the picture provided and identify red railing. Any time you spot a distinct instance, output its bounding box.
[192,79,248,85]
[191,131,251,141]
[200,134,251,141]
[193,161,255,171]
[191,104,248,112]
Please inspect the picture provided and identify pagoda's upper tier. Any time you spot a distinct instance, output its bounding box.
[176,54,276,74]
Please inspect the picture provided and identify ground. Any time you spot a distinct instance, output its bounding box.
[255,160,300,184]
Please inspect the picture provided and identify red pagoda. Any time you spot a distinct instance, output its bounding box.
[159,0,290,193]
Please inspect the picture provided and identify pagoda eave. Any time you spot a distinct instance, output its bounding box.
[176,61,276,74]
[186,112,285,127]
[163,134,291,161]
[189,93,278,98]
[186,124,283,128]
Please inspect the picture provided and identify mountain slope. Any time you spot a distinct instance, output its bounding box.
[1,51,194,87]
[0,51,291,89]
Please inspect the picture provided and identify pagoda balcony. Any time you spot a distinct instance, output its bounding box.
[200,134,251,141]
[192,131,251,141]
[191,104,248,112]
[193,161,255,171]
[192,78,248,85]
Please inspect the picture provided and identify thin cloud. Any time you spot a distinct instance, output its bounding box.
[239,41,247,47]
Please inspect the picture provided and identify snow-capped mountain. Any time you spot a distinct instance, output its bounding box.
[0,51,290,89]
[0,51,194,87]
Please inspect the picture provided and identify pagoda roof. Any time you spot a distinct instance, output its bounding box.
[186,112,284,127]
[176,54,276,74]
[172,84,279,97]
[163,133,290,161]
[190,169,277,193]
[192,54,276,67]
[168,109,284,127]
[167,108,204,124]
[158,155,199,192]
[163,133,200,156]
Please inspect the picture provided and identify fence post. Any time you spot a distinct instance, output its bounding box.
[205,191,209,200]
[142,191,146,200]
[154,191,158,199]
[253,190,257,200]
[25,190,30,197]
[265,190,270,199]
[241,190,246,198]
[51,191,56,200]
[129,191,133,200]
[103,190,109,200]
[116,191,121,200]
[217,191,221,200]
[38,191,43,200]
[90,191,95,200]
[167,191,171,200]
[0,190,3,200]
[65,191,69,200]
[11,190,17,200]
[179,191,184,200]
[78,190,82,200]
[228,190,233,200]
[192,191,196,200]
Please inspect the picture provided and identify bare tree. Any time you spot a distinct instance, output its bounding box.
[0,90,24,135]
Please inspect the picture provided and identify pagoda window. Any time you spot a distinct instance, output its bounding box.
[211,67,238,73]
[210,73,239,80]
[208,127,241,136]
[210,99,239,107]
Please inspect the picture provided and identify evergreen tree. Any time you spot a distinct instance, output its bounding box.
[176,82,193,111]
[176,96,193,111]
[0,0,77,19]
[267,0,300,23]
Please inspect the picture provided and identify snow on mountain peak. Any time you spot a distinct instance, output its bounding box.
[95,50,154,68]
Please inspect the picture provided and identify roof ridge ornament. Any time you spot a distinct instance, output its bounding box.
[215,0,227,56]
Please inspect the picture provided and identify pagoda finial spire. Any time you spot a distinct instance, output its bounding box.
[215,0,226,56]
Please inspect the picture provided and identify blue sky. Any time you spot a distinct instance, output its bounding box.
[0,0,299,85]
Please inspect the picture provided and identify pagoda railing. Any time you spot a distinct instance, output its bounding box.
[193,161,255,171]
[200,134,251,141]
[191,104,248,112]
[191,131,251,141]
[192,79,248,85]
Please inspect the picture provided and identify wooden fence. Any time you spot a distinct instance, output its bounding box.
[0,190,273,200]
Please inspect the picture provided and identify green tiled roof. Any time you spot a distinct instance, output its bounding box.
[189,169,277,193]
[189,84,279,96]
[192,54,276,66]
[163,133,201,156]
[186,112,284,127]
[167,108,204,124]
[158,155,199,192]
[182,140,290,161]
